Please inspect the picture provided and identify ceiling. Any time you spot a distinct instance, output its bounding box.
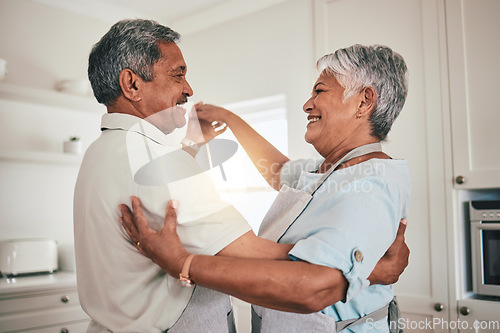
[31,0,290,35]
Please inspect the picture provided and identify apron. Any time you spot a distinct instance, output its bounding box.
[165,286,236,333]
[86,287,235,333]
[253,142,401,333]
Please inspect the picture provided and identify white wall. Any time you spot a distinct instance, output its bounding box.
[178,0,318,160]
[0,0,110,90]
[0,0,108,257]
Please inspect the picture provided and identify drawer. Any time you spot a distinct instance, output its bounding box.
[23,319,91,333]
[0,290,80,315]
[0,306,89,333]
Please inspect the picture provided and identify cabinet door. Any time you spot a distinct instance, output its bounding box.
[0,306,89,333]
[446,0,500,189]
[22,319,90,333]
[457,299,500,333]
[314,0,450,331]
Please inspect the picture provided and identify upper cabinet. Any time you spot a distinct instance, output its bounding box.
[445,0,500,189]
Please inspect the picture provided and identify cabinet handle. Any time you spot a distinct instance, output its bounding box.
[434,303,444,312]
[460,306,470,316]
[61,328,69,333]
[61,295,70,303]
[455,175,465,184]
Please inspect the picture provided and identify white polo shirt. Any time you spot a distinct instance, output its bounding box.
[74,113,251,332]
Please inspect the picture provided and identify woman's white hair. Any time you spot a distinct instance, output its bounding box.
[317,44,408,141]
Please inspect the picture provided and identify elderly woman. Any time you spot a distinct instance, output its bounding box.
[121,44,410,332]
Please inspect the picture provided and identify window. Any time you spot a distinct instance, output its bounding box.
[207,94,288,232]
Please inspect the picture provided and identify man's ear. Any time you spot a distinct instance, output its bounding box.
[119,69,142,102]
[357,86,377,117]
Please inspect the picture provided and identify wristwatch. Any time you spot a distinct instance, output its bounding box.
[179,254,196,287]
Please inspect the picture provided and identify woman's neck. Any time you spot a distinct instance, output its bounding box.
[317,139,382,173]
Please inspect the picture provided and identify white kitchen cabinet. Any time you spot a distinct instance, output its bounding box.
[450,189,500,333]
[0,272,90,333]
[444,0,500,330]
[456,299,500,333]
[313,0,453,331]
[445,0,500,189]
[20,321,90,333]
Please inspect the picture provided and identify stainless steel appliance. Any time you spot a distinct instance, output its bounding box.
[470,200,500,297]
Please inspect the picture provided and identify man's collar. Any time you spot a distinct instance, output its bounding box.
[101,113,172,146]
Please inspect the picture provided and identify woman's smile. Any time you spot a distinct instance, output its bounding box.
[307,115,321,125]
[307,115,322,129]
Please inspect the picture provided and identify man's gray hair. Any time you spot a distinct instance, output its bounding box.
[317,44,408,141]
[88,19,181,106]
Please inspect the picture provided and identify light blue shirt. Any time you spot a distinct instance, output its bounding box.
[279,158,411,332]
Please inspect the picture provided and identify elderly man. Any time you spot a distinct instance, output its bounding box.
[74,19,408,333]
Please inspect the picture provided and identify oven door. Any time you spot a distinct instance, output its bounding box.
[471,222,500,296]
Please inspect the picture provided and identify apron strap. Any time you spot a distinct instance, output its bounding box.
[259,142,383,241]
[309,142,382,195]
[335,301,389,332]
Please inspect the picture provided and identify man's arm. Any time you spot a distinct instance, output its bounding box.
[188,253,348,313]
[120,199,410,312]
[368,219,409,285]
[217,219,409,285]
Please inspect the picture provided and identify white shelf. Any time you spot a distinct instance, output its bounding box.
[0,150,82,165]
[0,82,105,113]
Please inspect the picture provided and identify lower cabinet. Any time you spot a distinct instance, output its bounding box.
[456,299,500,333]
[13,319,90,333]
[0,288,90,333]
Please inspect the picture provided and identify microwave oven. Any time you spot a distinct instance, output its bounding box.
[470,200,500,297]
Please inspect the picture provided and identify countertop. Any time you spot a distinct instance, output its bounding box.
[0,271,77,297]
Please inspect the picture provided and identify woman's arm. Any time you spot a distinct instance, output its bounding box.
[196,104,289,190]
[214,231,293,260]
[181,102,227,157]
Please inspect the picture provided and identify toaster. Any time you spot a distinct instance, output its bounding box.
[0,239,58,276]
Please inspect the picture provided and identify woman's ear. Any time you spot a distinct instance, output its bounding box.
[119,68,142,102]
[357,86,377,117]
